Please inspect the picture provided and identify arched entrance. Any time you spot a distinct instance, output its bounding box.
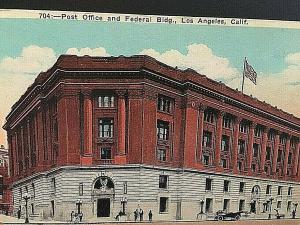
[250,185,261,214]
[92,176,115,218]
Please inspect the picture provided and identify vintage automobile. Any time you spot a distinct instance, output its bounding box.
[214,210,242,221]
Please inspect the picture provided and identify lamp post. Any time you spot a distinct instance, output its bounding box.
[76,199,82,214]
[121,197,127,214]
[268,197,274,219]
[200,199,204,214]
[23,193,31,224]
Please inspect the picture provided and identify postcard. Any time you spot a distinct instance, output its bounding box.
[0,9,300,224]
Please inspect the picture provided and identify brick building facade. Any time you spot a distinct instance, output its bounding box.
[3,55,300,221]
[0,145,12,214]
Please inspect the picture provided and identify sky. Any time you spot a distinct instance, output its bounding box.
[1,17,300,146]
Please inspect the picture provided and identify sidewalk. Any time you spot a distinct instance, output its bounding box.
[0,214,63,224]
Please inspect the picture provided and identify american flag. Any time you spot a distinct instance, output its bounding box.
[244,59,257,85]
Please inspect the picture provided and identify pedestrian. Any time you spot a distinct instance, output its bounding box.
[292,209,296,219]
[79,212,83,222]
[70,211,75,222]
[134,209,138,221]
[17,207,21,219]
[140,208,144,221]
[148,210,153,222]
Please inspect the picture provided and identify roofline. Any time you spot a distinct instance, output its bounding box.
[4,55,300,130]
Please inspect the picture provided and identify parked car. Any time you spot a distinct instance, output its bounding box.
[214,210,241,221]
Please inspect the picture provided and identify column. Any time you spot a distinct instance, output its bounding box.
[214,111,223,170]
[115,90,127,165]
[246,122,256,175]
[272,131,280,174]
[81,94,93,165]
[36,108,45,170]
[260,127,269,174]
[292,140,300,177]
[27,120,32,168]
[197,104,206,164]
[231,117,241,173]
[118,93,126,155]
[283,135,291,176]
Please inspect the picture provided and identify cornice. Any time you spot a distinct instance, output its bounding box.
[4,55,300,134]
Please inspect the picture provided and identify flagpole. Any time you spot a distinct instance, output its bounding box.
[241,57,246,93]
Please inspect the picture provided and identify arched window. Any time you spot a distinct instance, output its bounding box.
[94,176,114,190]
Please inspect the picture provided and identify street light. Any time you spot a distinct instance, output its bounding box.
[268,197,274,220]
[200,199,205,214]
[23,193,31,224]
[121,197,127,214]
[76,199,82,214]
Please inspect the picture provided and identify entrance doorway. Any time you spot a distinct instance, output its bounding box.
[250,201,256,213]
[97,198,110,217]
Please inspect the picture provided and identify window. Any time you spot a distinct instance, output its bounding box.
[221,135,230,151]
[238,140,246,154]
[205,178,212,191]
[268,131,275,141]
[204,110,214,123]
[203,131,212,148]
[253,143,259,157]
[221,158,227,169]
[254,126,262,137]
[123,182,127,194]
[99,118,114,138]
[157,120,169,140]
[277,201,282,209]
[159,175,168,189]
[280,136,286,145]
[277,186,283,195]
[238,161,243,172]
[158,96,172,113]
[288,153,292,165]
[98,96,114,108]
[25,186,28,193]
[288,187,293,196]
[266,147,271,160]
[266,185,272,194]
[157,149,166,161]
[277,150,283,162]
[203,155,210,166]
[264,166,270,175]
[239,182,245,193]
[0,177,3,195]
[291,140,296,148]
[223,180,230,192]
[205,198,213,213]
[101,148,112,159]
[239,122,248,133]
[223,199,230,212]
[223,116,232,128]
[31,183,35,198]
[287,201,292,212]
[31,203,34,215]
[251,164,256,172]
[79,183,83,196]
[239,200,245,211]
[159,197,168,213]
[19,188,22,199]
[51,178,56,193]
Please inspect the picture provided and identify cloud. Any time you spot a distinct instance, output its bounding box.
[66,47,110,57]
[0,45,57,75]
[226,54,300,118]
[140,44,239,81]
[0,45,57,145]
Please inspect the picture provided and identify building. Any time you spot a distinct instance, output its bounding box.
[3,55,300,221]
[0,145,12,214]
